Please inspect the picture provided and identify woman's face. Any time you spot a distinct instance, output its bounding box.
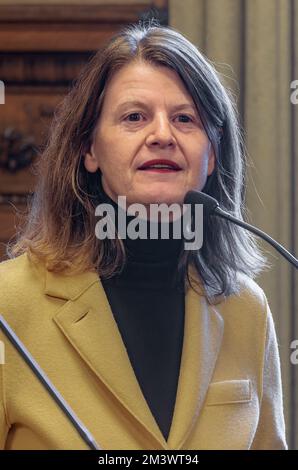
[84,61,215,208]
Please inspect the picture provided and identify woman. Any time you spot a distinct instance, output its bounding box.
[0,21,287,450]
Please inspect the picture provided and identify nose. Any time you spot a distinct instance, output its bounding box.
[145,113,176,148]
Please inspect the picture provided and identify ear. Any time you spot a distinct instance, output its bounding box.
[207,145,215,176]
[84,143,99,173]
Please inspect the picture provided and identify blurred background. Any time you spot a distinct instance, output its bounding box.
[0,0,297,449]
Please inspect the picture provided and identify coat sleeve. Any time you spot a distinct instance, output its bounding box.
[0,363,9,449]
[250,297,287,449]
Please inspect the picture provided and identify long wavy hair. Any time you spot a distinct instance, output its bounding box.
[9,20,268,302]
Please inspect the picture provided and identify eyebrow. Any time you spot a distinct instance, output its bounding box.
[115,100,198,114]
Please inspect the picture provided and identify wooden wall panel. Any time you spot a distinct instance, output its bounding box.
[0,2,168,260]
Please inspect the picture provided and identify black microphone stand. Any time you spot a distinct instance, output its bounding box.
[213,206,298,269]
[184,190,298,269]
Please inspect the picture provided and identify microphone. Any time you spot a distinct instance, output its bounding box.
[0,314,101,450]
[184,190,298,269]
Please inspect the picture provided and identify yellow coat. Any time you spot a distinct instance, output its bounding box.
[0,254,287,450]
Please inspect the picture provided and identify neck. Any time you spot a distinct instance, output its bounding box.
[97,180,185,289]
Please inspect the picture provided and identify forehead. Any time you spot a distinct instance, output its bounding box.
[103,61,194,105]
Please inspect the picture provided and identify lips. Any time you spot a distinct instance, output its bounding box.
[138,159,182,171]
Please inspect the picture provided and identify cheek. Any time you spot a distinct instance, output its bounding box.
[187,142,210,169]
[92,143,113,171]
[187,145,211,184]
[96,135,134,168]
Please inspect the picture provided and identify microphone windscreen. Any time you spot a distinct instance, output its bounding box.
[184,190,219,216]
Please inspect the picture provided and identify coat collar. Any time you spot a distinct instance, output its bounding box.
[45,265,224,450]
[44,269,99,301]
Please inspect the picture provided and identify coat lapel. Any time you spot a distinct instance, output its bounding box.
[46,267,224,450]
[167,286,224,449]
[48,271,168,449]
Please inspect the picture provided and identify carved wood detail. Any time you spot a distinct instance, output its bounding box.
[0,2,168,260]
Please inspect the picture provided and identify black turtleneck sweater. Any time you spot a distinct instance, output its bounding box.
[99,185,185,442]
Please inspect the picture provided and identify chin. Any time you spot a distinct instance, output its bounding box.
[139,189,182,203]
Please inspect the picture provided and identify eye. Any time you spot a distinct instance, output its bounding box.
[175,114,194,123]
[124,112,143,122]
